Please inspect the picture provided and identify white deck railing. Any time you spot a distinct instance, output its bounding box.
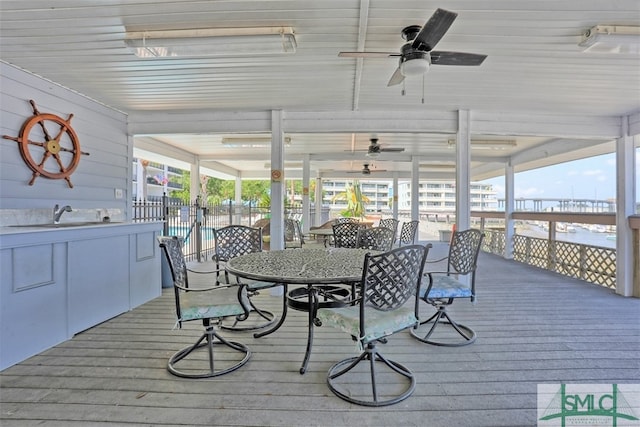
[473,211,640,291]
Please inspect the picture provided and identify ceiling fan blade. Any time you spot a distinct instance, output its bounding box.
[431,51,487,66]
[387,66,405,86]
[338,51,399,58]
[412,8,458,51]
[380,147,405,152]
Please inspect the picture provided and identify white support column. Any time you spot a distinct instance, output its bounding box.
[411,157,420,222]
[615,116,635,297]
[190,160,200,203]
[302,154,311,234]
[126,135,134,221]
[234,177,242,225]
[456,110,471,231]
[315,176,323,226]
[504,161,515,259]
[392,175,399,219]
[270,110,285,251]
[136,159,145,201]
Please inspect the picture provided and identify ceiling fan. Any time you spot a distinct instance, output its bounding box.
[348,163,387,176]
[349,137,405,158]
[339,8,487,86]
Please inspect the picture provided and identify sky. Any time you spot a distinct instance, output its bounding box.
[479,149,640,203]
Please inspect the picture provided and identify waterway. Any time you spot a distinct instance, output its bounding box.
[418,221,616,249]
[519,224,616,249]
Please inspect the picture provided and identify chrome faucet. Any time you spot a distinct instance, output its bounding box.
[53,204,72,224]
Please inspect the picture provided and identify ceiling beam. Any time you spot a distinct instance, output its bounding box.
[197,151,508,163]
[510,138,612,165]
[129,109,624,139]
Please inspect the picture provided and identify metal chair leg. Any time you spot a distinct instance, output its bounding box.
[221,287,281,332]
[410,305,476,346]
[167,325,251,379]
[326,342,415,406]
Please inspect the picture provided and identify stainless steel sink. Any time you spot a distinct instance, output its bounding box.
[10,221,121,228]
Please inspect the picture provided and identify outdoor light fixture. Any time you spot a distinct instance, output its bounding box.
[447,140,517,150]
[221,136,292,148]
[579,25,640,53]
[419,164,455,170]
[125,26,297,58]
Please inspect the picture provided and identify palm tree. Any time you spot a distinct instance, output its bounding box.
[331,180,370,218]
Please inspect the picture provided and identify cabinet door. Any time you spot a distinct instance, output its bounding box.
[0,244,68,370]
[68,235,129,334]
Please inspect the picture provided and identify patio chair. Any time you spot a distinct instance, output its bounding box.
[317,244,431,406]
[356,226,395,251]
[378,218,400,242]
[410,228,484,346]
[284,218,305,248]
[398,220,419,246]
[332,222,365,248]
[335,217,359,224]
[213,225,283,331]
[158,236,251,378]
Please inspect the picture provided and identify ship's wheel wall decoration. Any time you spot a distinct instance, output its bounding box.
[2,100,89,188]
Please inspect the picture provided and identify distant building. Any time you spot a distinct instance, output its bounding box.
[323,179,498,212]
[398,181,498,211]
[132,159,184,200]
[322,180,391,213]
[132,158,498,212]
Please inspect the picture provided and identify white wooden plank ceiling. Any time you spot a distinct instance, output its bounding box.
[1,0,639,180]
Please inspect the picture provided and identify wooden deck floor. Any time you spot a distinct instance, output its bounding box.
[2,243,639,426]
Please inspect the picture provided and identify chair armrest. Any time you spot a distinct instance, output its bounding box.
[175,282,239,292]
[187,267,224,275]
[425,255,449,264]
[425,270,449,277]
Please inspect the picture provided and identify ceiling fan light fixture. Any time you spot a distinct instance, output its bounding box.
[366,151,380,159]
[125,27,297,58]
[400,57,430,76]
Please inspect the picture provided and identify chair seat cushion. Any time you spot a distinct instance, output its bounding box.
[317,305,417,344]
[180,291,246,322]
[181,302,246,322]
[419,275,473,299]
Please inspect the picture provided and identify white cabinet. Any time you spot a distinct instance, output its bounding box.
[0,222,162,370]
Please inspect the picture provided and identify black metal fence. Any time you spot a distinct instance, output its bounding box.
[136,196,623,290]
[134,196,308,261]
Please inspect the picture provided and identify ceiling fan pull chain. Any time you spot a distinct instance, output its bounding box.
[401,80,406,96]
[421,73,425,104]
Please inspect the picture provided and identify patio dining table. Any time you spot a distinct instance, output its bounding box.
[226,247,373,374]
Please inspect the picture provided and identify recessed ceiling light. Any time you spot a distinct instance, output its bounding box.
[221,136,292,148]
